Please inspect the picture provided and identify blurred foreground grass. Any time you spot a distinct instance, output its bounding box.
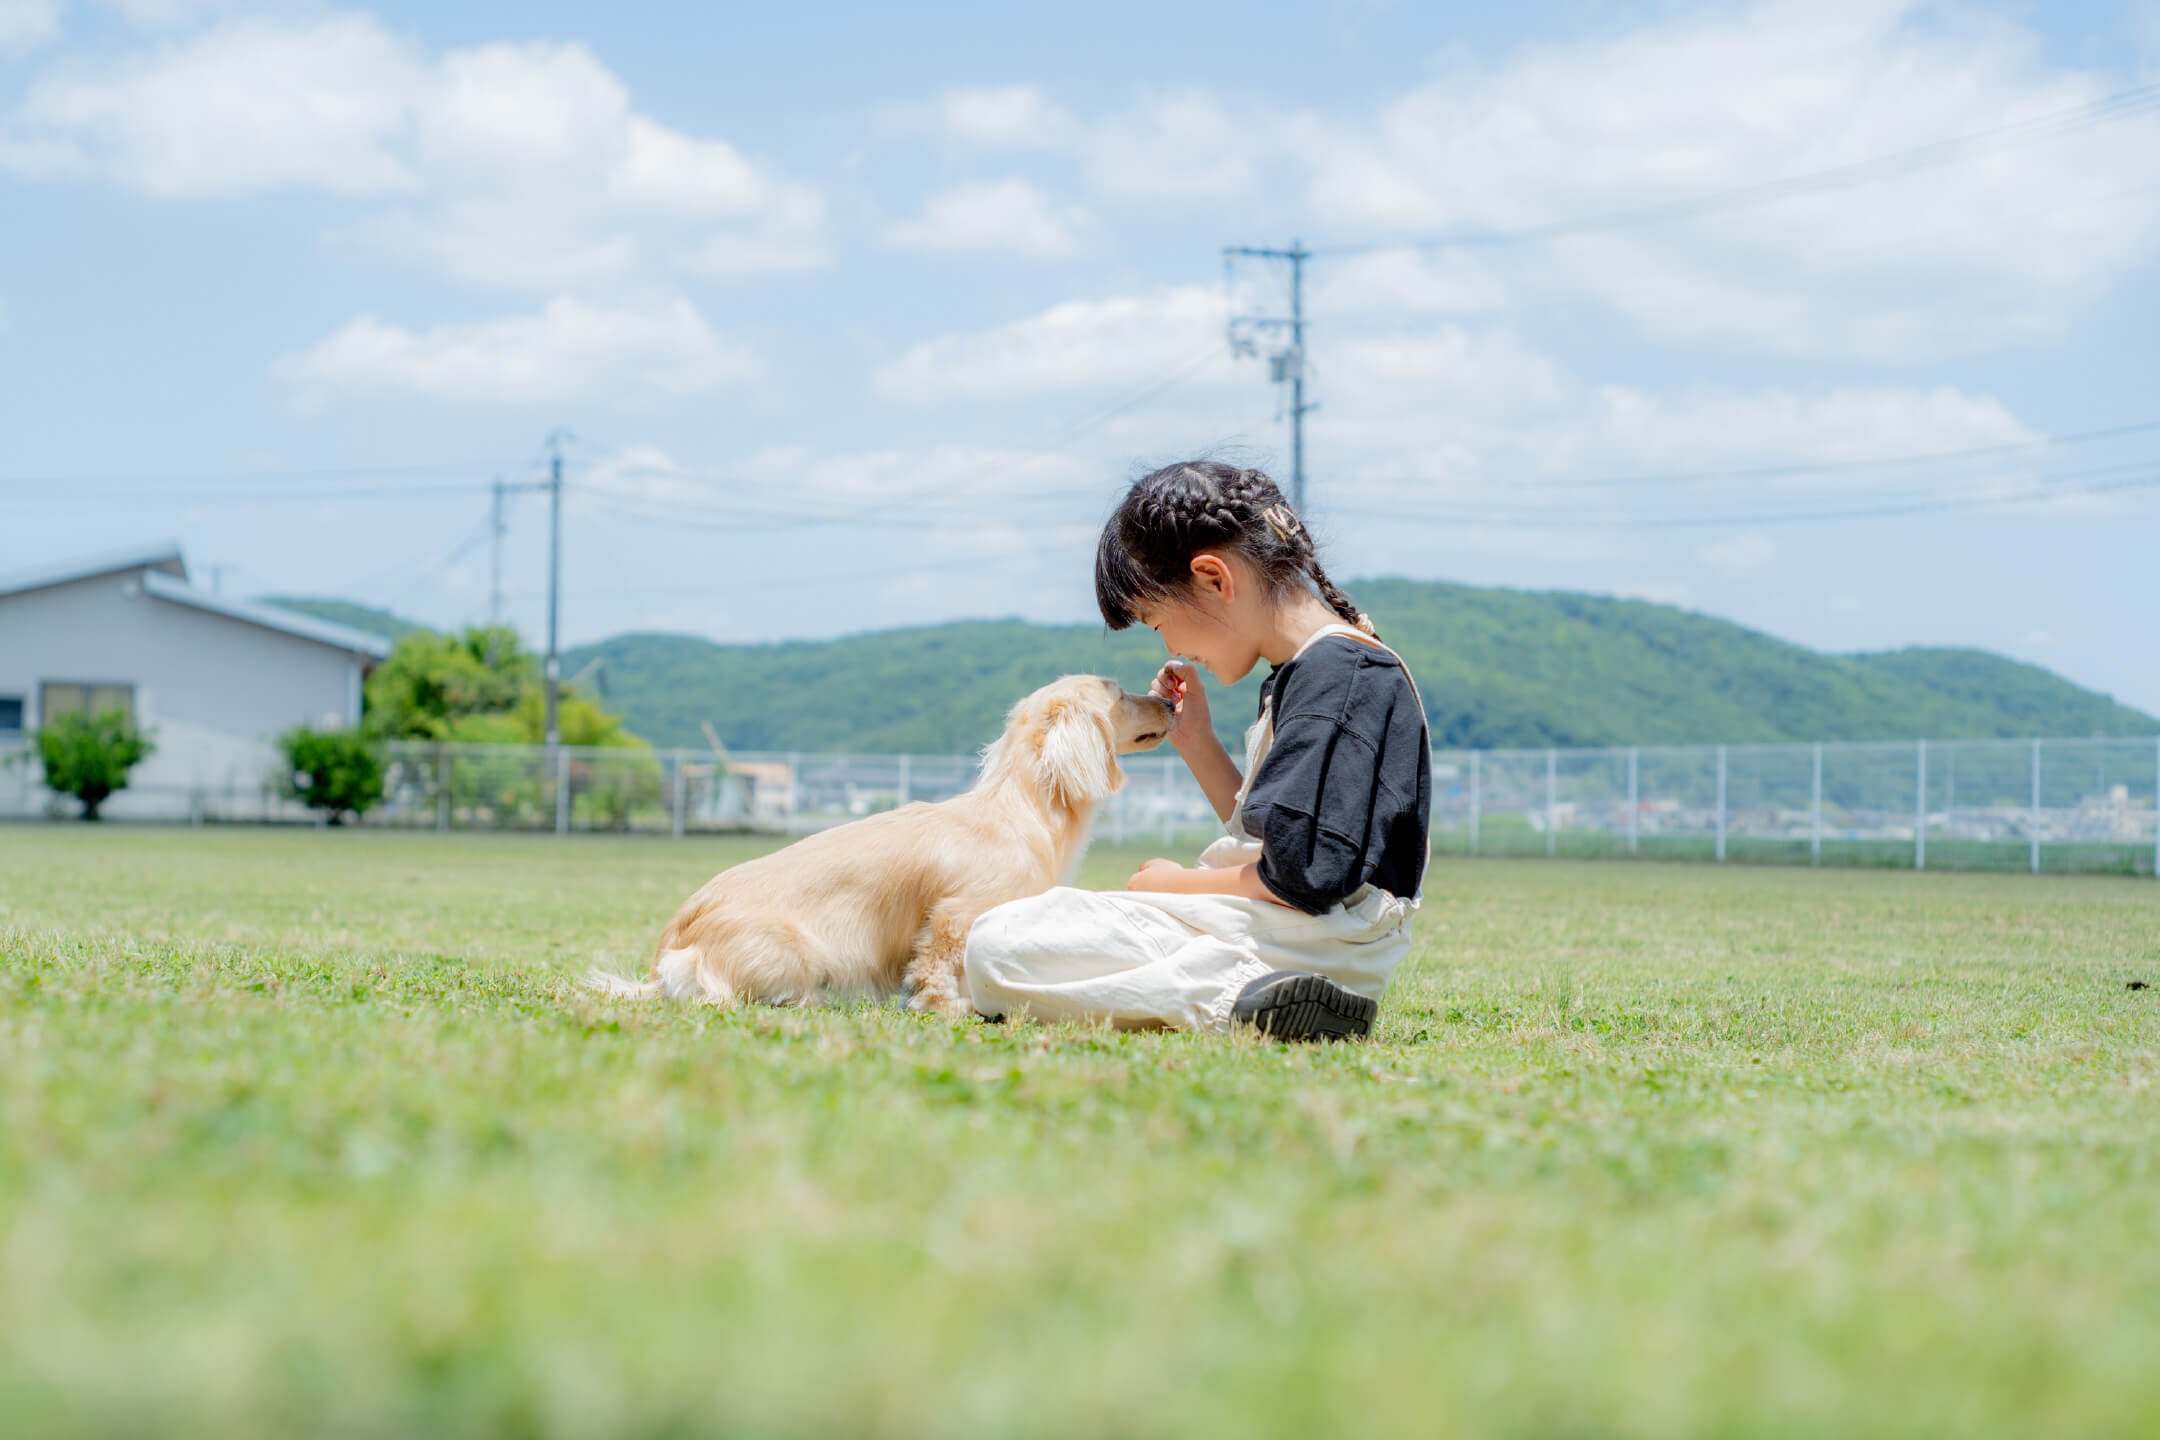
[2,825,2157,1437]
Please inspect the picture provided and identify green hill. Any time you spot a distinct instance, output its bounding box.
[562,578,2157,754]
[259,596,429,642]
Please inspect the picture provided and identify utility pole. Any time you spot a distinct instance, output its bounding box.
[488,476,506,627]
[206,563,233,595]
[1224,239,1315,511]
[544,430,566,749]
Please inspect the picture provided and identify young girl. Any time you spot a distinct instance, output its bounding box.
[965,461,1431,1041]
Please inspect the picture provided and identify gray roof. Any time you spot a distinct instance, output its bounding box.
[0,543,393,660]
[0,541,187,598]
[141,571,392,659]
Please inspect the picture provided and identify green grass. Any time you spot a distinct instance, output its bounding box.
[2,826,2158,1438]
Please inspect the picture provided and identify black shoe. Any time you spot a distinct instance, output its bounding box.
[1231,971,1376,1042]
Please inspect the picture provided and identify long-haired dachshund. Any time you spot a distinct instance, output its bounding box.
[588,675,1172,1016]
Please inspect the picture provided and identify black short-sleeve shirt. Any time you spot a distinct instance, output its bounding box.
[1240,634,1431,913]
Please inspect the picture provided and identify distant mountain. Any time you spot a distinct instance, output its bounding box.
[260,596,429,642]
[563,578,2158,754]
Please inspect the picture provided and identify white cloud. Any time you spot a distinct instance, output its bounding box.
[896,83,1264,202]
[1297,0,2160,358]
[888,4,2160,361]
[96,1,260,30]
[883,84,1075,148]
[1311,249,1508,318]
[1079,91,1256,199]
[1565,383,2035,486]
[0,12,823,285]
[871,285,1232,404]
[883,178,1094,260]
[1698,530,1778,576]
[579,443,715,506]
[274,296,759,408]
[0,0,63,56]
[5,14,419,191]
[736,443,1098,507]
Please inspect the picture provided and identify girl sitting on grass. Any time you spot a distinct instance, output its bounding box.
[965,461,1431,1041]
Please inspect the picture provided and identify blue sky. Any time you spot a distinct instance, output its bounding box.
[4,0,2159,717]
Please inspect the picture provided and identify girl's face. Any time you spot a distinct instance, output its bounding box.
[1136,552,1266,685]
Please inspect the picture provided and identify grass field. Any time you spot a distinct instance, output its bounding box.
[3,826,2157,1438]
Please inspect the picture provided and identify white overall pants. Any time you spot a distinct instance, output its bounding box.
[964,624,1426,1033]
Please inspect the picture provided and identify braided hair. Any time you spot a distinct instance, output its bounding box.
[1094,461,1375,637]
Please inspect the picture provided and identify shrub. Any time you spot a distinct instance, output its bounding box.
[37,709,156,821]
[279,726,386,825]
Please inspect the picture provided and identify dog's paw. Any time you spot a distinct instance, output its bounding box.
[905,988,977,1022]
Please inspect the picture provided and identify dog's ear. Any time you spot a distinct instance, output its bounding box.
[1036,700,1121,808]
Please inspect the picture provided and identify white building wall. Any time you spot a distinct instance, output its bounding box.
[0,571,368,819]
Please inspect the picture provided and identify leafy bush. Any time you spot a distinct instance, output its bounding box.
[279,726,386,825]
[36,709,155,821]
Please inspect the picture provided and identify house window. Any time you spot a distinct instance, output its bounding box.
[0,697,21,734]
[40,682,135,724]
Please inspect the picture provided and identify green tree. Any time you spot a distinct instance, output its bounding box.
[36,709,155,820]
[363,626,537,740]
[279,726,386,825]
[445,686,643,748]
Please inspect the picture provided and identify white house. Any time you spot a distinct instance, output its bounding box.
[0,543,392,820]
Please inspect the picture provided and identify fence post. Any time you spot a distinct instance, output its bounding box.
[2028,738,2042,875]
[672,748,687,839]
[786,751,800,834]
[1626,748,1639,856]
[1810,742,1823,865]
[2152,735,2158,880]
[897,753,911,808]
[1469,751,1481,855]
[554,745,570,835]
[436,743,449,834]
[1912,740,1927,871]
[1545,748,1558,858]
[1715,745,1727,863]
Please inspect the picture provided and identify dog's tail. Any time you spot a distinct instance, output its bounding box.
[582,965,662,999]
[582,948,735,1004]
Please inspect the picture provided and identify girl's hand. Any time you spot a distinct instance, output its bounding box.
[1150,661,1212,746]
[1126,857,1187,892]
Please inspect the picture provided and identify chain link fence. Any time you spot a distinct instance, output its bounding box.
[6,733,2156,875]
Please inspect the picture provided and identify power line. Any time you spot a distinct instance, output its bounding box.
[0,459,526,490]
[1321,471,2160,530]
[1220,83,2160,510]
[568,339,1227,532]
[1498,420,2160,493]
[1312,80,2160,258]
[0,481,498,509]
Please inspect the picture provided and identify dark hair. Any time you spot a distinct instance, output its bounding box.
[1094,461,1373,636]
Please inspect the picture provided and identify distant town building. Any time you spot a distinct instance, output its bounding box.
[0,544,390,820]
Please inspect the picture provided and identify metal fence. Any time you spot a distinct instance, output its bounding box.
[354,742,1232,847]
[1434,737,2160,876]
[5,734,2156,876]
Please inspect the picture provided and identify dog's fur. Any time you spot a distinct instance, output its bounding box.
[586,675,1172,1017]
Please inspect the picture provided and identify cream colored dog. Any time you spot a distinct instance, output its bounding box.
[587,675,1173,1017]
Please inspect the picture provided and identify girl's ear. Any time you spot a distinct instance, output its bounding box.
[1037,701,1120,808]
[1188,551,1235,605]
